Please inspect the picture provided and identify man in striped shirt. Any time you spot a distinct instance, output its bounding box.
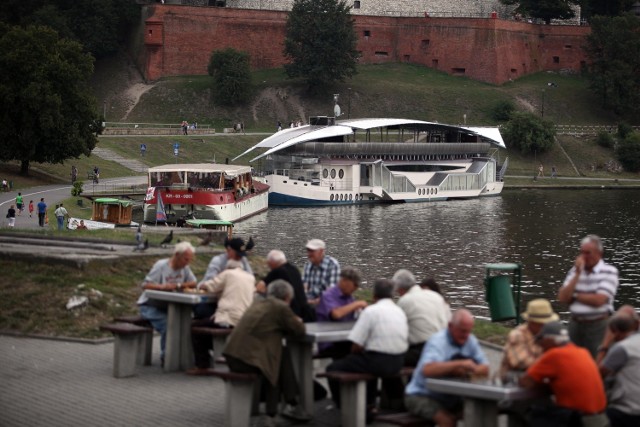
[558,235,619,358]
[302,239,340,304]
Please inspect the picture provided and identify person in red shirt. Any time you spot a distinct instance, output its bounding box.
[520,321,607,427]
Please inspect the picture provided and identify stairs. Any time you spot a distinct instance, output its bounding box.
[92,147,148,174]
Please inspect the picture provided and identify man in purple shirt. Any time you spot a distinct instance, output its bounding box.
[316,267,367,358]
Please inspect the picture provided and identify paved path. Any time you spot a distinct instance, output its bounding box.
[92,147,149,173]
[0,334,505,427]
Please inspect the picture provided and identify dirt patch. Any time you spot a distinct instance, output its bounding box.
[515,96,536,113]
[122,83,156,120]
[251,87,307,123]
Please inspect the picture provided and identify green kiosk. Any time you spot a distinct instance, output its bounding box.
[484,263,522,325]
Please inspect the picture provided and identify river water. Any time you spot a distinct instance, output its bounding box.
[235,189,640,319]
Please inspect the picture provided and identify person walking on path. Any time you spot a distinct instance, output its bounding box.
[28,200,34,218]
[15,193,23,215]
[54,203,68,230]
[37,198,47,227]
[6,204,16,227]
[537,164,544,177]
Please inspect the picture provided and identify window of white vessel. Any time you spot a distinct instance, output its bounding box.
[330,194,334,201]
[338,169,344,179]
[323,169,329,178]
[330,169,336,179]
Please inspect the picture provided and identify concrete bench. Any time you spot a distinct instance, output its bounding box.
[114,315,153,366]
[208,370,259,427]
[191,326,233,364]
[375,412,431,426]
[100,322,153,378]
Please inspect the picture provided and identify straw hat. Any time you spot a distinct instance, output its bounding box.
[521,299,559,324]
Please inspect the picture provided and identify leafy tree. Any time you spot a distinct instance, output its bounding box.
[491,100,516,122]
[616,132,640,172]
[0,25,99,176]
[501,112,556,154]
[617,122,634,140]
[207,48,254,106]
[284,0,359,90]
[500,0,580,24]
[580,0,635,19]
[586,15,640,115]
[595,131,614,148]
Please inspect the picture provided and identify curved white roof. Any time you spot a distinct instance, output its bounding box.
[236,118,505,162]
[148,164,251,177]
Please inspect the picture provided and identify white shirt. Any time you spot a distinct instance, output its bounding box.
[54,206,68,218]
[200,267,255,326]
[562,259,619,317]
[348,298,408,355]
[397,286,450,345]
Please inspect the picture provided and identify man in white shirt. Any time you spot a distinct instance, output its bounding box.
[326,279,408,417]
[394,269,450,366]
[54,203,68,230]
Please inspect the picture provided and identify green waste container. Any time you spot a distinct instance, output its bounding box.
[484,263,522,323]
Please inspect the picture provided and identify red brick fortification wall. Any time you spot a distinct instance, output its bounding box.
[140,5,590,85]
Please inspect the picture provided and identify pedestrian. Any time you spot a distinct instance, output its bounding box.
[93,166,100,183]
[537,163,544,177]
[277,121,282,132]
[551,165,557,178]
[15,192,23,216]
[71,165,78,183]
[181,120,188,135]
[28,200,34,218]
[37,198,47,227]
[54,203,68,230]
[6,204,16,227]
[140,143,146,157]
[1,178,7,191]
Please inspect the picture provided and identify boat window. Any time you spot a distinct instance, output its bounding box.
[339,194,343,201]
[323,169,329,178]
[330,169,336,179]
[330,194,334,201]
[338,169,344,179]
[349,194,352,201]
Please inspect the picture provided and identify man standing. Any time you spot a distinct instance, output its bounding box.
[558,234,619,358]
[600,314,640,426]
[520,321,607,427]
[405,309,489,427]
[394,269,450,366]
[37,198,47,227]
[500,298,558,376]
[223,280,308,422]
[54,203,68,230]
[15,192,23,216]
[302,239,340,304]
[326,279,408,418]
[137,242,197,365]
[256,249,315,322]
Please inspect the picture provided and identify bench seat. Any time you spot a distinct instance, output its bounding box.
[208,369,259,427]
[100,322,152,378]
[114,315,153,365]
[191,326,233,363]
[375,412,431,426]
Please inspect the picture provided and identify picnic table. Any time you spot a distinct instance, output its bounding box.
[425,377,547,427]
[144,290,217,373]
[288,321,356,416]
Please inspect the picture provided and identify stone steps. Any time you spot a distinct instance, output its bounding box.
[92,147,148,173]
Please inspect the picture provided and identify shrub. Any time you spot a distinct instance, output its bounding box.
[501,112,556,154]
[491,100,516,122]
[207,48,253,106]
[595,131,614,149]
[71,181,84,197]
[617,122,633,140]
[617,132,640,172]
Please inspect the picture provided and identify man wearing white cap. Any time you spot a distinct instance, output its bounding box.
[302,239,340,304]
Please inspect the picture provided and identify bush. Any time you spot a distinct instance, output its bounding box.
[617,122,633,140]
[491,100,516,122]
[595,131,614,149]
[207,48,253,106]
[617,132,640,172]
[71,181,84,197]
[501,112,556,154]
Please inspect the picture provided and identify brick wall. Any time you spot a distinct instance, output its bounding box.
[138,5,590,85]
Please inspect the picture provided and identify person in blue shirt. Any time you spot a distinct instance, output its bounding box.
[37,198,47,227]
[405,309,489,427]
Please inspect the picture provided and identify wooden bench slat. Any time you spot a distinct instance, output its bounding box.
[100,322,152,335]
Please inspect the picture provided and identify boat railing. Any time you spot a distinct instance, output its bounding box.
[497,157,509,181]
[437,161,492,192]
[370,162,416,194]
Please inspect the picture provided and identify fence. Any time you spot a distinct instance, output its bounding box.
[555,125,640,136]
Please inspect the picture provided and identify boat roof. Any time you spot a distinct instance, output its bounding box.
[233,118,505,162]
[94,198,132,207]
[148,164,251,177]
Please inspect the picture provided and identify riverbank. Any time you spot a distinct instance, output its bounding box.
[504,175,640,189]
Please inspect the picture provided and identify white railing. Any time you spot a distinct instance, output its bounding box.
[555,125,640,136]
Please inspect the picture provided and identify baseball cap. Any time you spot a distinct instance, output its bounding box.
[305,239,326,251]
[535,321,569,342]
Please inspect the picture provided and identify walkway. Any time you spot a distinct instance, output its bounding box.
[91,147,148,173]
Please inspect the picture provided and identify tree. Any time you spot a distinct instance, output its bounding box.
[491,100,516,122]
[501,112,556,154]
[586,15,640,115]
[580,0,635,19]
[616,132,640,172]
[207,48,253,106]
[500,0,579,24]
[284,0,359,90]
[0,25,99,175]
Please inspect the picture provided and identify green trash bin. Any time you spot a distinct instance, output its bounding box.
[484,263,522,323]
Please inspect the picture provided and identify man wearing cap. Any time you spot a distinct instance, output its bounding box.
[201,236,254,282]
[302,239,340,304]
[500,298,558,377]
[520,321,607,427]
[558,234,619,358]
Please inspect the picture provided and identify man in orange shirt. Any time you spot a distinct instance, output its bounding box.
[520,321,608,427]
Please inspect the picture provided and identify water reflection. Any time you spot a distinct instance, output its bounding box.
[237,189,640,318]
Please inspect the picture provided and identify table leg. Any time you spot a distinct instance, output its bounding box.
[464,398,498,427]
[289,341,313,415]
[164,303,194,372]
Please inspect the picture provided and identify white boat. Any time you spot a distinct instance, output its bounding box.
[234,117,508,206]
[143,164,269,223]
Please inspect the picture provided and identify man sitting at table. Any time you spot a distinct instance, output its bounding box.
[519,321,607,427]
[405,309,489,427]
[137,242,197,366]
[223,280,309,422]
[393,268,450,367]
[315,266,368,358]
[500,298,558,377]
[326,279,408,420]
[188,259,256,375]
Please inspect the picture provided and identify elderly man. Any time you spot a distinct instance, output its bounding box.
[500,298,558,376]
[600,314,640,426]
[256,249,315,322]
[558,234,619,358]
[520,321,607,427]
[201,236,253,282]
[596,305,639,363]
[394,269,450,366]
[188,259,256,374]
[405,309,489,427]
[137,242,197,365]
[326,279,408,418]
[223,280,308,422]
[302,239,340,303]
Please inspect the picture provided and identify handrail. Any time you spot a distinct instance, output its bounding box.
[104,122,211,129]
[497,157,509,181]
[555,125,640,135]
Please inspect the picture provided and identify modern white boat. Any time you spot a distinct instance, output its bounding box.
[234,117,508,206]
[143,164,269,223]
